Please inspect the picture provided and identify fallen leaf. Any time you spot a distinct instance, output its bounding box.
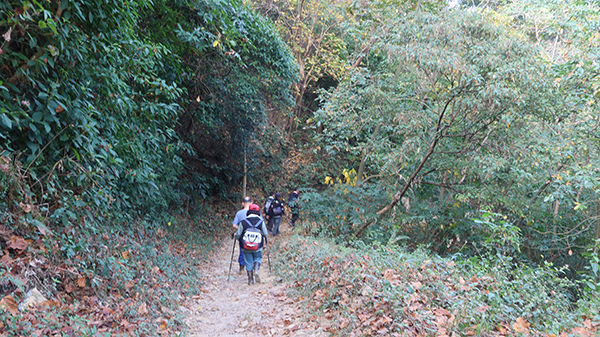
[411,281,422,290]
[55,105,65,113]
[0,295,18,315]
[125,281,135,290]
[7,236,29,252]
[513,317,530,333]
[122,250,130,259]
[65,283,73,293]
[77,277,86,288]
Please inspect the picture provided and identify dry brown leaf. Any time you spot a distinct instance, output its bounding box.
[125,281,135,290]
[122,250,131,259]
[55,105,65,113]
[65,283,73,293]
[0,295,18,315]
[77,277,86,288]
[411,281,422,290]
[513,317,530,333]
[40,299,58,308]
[7,235,29,252]
[571,327,593,336]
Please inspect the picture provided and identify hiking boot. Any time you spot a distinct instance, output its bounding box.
[253,262,261,284]
[238,264,244,275]
[247,270,254,285]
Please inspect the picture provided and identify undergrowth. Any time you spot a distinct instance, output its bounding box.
[275,235,600,336]
[0,213,229,336]
[0,158,230,336]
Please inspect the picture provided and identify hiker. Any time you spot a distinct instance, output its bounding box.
[268,192,285,236]
[234,204,268,285]
[288,188,300,228]
[263,192,275,234]
[232,196,252,274]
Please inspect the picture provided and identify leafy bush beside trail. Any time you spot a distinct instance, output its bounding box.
[1,152,232,335]
[0,208,230,336]
[275,235,600,336]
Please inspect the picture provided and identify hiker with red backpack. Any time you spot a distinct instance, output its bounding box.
[268,192,285,236]
[232,196,252,274]
[234,204,268,285]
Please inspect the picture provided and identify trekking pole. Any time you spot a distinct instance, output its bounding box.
[227,237,236,282]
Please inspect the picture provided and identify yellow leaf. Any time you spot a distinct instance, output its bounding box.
[122,250,131,259]
[212,40,219,48]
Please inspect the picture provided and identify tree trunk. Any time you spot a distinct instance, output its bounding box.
[243,148,247,197]
[354,133,440,237]
[357,123,381,186]
[440,172,448,201]
[353,95,454,238]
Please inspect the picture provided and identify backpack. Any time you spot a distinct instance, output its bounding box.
[271,200,283,216]
[241,219,264,251]
[263,197,273,215]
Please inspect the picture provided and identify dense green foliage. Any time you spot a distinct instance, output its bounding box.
[0,0,295,334]
[296,0,600,285]
[1,0,600,334]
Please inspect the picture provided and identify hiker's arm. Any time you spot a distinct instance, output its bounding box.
[260,221,268,237]
[234,224,243,240]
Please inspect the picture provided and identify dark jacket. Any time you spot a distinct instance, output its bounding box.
[288,192,300,215]
[267,198,285,218]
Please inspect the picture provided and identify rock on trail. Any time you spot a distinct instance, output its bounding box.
[184,227,328,337]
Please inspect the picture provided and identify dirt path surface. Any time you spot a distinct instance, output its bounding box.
[184,224,329,337]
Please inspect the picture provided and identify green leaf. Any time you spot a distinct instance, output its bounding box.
[0,114,12,129]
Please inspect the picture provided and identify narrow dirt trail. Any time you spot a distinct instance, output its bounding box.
[184,223,328,337]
